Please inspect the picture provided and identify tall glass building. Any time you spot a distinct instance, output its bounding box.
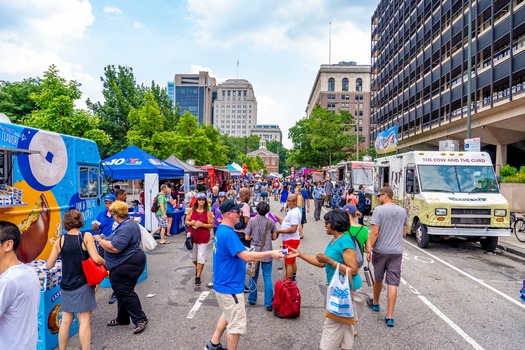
[174,72,216,124]
[371,0,525,168]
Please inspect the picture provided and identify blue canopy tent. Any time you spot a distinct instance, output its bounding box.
[102,145,184,180]
[103,145,184,231]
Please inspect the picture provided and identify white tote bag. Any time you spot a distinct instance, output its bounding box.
[139,224,157,252]
[326,264,354,318]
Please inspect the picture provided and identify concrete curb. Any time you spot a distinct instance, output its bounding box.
[497,243,525,259]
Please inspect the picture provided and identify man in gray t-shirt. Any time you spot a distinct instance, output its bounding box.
[366,187,408,328]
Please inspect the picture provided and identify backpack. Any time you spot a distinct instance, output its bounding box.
[350,226,365,268]
[151,194,160,213]
[272,278,301,318]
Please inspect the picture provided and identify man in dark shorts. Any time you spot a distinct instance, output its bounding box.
[366,187,408,327]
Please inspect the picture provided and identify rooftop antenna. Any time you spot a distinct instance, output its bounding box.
[237,60,239,79]
[329,22,332,65]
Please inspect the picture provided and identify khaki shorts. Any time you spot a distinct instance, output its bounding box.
[216,292,246,334]
[320,316,354,350]
[189,242,208,264]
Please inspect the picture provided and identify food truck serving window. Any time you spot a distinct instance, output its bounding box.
[79,166,99,198]
[418,165,499,193]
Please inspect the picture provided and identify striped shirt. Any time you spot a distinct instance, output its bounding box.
[244,215,276,263]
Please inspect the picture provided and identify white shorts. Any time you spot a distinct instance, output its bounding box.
[189,242,208,264]
[320,316,354,350]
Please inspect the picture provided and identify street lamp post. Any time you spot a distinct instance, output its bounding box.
[356,93,360,161]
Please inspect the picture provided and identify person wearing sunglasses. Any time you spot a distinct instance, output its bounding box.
[366,187,408,328]
[185,193,214,286]
[205,200,292,350]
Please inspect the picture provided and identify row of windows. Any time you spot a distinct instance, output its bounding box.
[328,78,363,92]
[216,104,252,108]
[327,94,364,101]
[222,90,248,97]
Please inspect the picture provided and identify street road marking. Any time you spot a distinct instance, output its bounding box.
[401,278,485,350]
[187,291,210,319]
[414,255,434,264]
[404,239,525,311]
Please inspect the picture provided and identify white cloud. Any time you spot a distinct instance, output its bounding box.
[190,64,226,84]
[103,6,123,16]
[133,21,146,29]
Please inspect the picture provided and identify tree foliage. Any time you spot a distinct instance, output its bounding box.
[287,105,354,168]
[149,80,179,131]
[25,65,110,147]
[267,140,288,173]
[0,78,43,124]
[87,65,144,158]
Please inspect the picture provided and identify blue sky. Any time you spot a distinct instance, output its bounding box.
[0,0,379,148]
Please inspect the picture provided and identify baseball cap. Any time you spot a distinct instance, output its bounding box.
[197,192,207,199]
[189,185,195,189]
[219,200,244,213]
[132,199,140,205]
[103,194,116,202]
[342,204,358,215]
[218,191,226,197]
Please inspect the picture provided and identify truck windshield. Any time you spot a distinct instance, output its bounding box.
[418,165,499,193]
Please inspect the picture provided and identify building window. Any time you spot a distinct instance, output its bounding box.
[328,78,335,92]
[356,78,362,92]
[342,78,349,91]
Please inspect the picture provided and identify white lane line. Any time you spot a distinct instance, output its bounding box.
[404,239,525,311]
[401,278,485,350]
[187,291,210,319]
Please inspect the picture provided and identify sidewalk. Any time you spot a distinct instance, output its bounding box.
[498,235,525,259]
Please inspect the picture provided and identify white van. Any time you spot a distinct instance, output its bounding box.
[373,151,511,251]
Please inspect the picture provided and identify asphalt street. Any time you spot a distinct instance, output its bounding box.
[64,199,525,350]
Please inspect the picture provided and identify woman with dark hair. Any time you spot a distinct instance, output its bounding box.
[93,201,148,334]
[244,201,277,310]
[46,210,104,349]
[290,209,362,350]
[346,188,358,206]
[211,192,226,233]
[185,193,213,286]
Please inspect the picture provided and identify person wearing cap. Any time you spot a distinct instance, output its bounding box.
[211,192,227,232]
[92,194,116,240]
[131,200,144,214]
[155,184,170,244]
[185,192,213,286]
[205,200,292,350]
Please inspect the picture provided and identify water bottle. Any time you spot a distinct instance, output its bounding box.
[364,265,374,287]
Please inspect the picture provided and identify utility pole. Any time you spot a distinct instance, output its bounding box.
[466,0,472,139]
[356,93,360,161]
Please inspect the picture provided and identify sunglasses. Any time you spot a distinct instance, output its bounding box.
[377,194,384,197]
[197,198,206,201]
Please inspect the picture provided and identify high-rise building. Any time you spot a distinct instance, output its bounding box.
[167,81,175,106]
[174,72,216,124]
[213,79,257,137]
[250,124,283,143]
[306,61,371,148]
[371,0,525,168]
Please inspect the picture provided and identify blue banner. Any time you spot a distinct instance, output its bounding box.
[374,126,398,154]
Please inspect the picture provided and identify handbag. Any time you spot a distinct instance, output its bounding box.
[246,219,271,277]
[78,234,107,286]
[139,224,157,252]
[326,263,355,318]
[185,234,193,250]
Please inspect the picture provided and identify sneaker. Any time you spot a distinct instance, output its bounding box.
[195,277,201,286]
[244,286,249,293]
[207,281,214,288]
[385,317,395,327]
[266,306,273,312]
[108,293,117,304]
[366,297,380,311]
[205,340,227,350]
[248,301,255,305]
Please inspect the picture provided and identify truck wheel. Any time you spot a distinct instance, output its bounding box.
[480,237,498,252]
[415,222,430,248]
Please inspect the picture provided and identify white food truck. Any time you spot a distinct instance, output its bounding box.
[373,151,511,251]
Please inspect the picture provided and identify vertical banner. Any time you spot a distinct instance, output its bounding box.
[374,126,398,154]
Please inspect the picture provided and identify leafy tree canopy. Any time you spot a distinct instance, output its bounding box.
[267,140,288,174]
[25,65,110,147]
[0,77,43,124]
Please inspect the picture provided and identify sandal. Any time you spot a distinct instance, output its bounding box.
[133,320,148,334]
[107,319,128,327]
[159,241,170,244]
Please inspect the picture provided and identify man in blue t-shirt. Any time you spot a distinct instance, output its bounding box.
[205,200,290,350]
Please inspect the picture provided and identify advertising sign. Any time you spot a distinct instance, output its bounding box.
[374,126,398,154]
[465,138,481,152]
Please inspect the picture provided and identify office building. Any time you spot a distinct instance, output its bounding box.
[167,81,175,106]
[213,79,258,137]
[174,72,216,124]
[306,61,372,148]
[250,124,283,143]
[371,0,525,169]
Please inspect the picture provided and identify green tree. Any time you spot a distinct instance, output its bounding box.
[288,105,354,168]
[172,111,214,165]
[0,78,43,124]
[201,124,228,165]
[87,65,144,158]
[25,65,110,147]
[149,80,179,131]
[246,134,260,153]
[267,140,288,173]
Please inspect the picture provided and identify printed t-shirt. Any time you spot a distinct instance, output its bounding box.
[324,234,363,290]
[280,207,301,241]
[0,264,40,350]
[213,224,247,294]
[370,203,408,255]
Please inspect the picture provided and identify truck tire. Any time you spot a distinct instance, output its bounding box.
[480,237,498,252]
[415,222,430,248]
